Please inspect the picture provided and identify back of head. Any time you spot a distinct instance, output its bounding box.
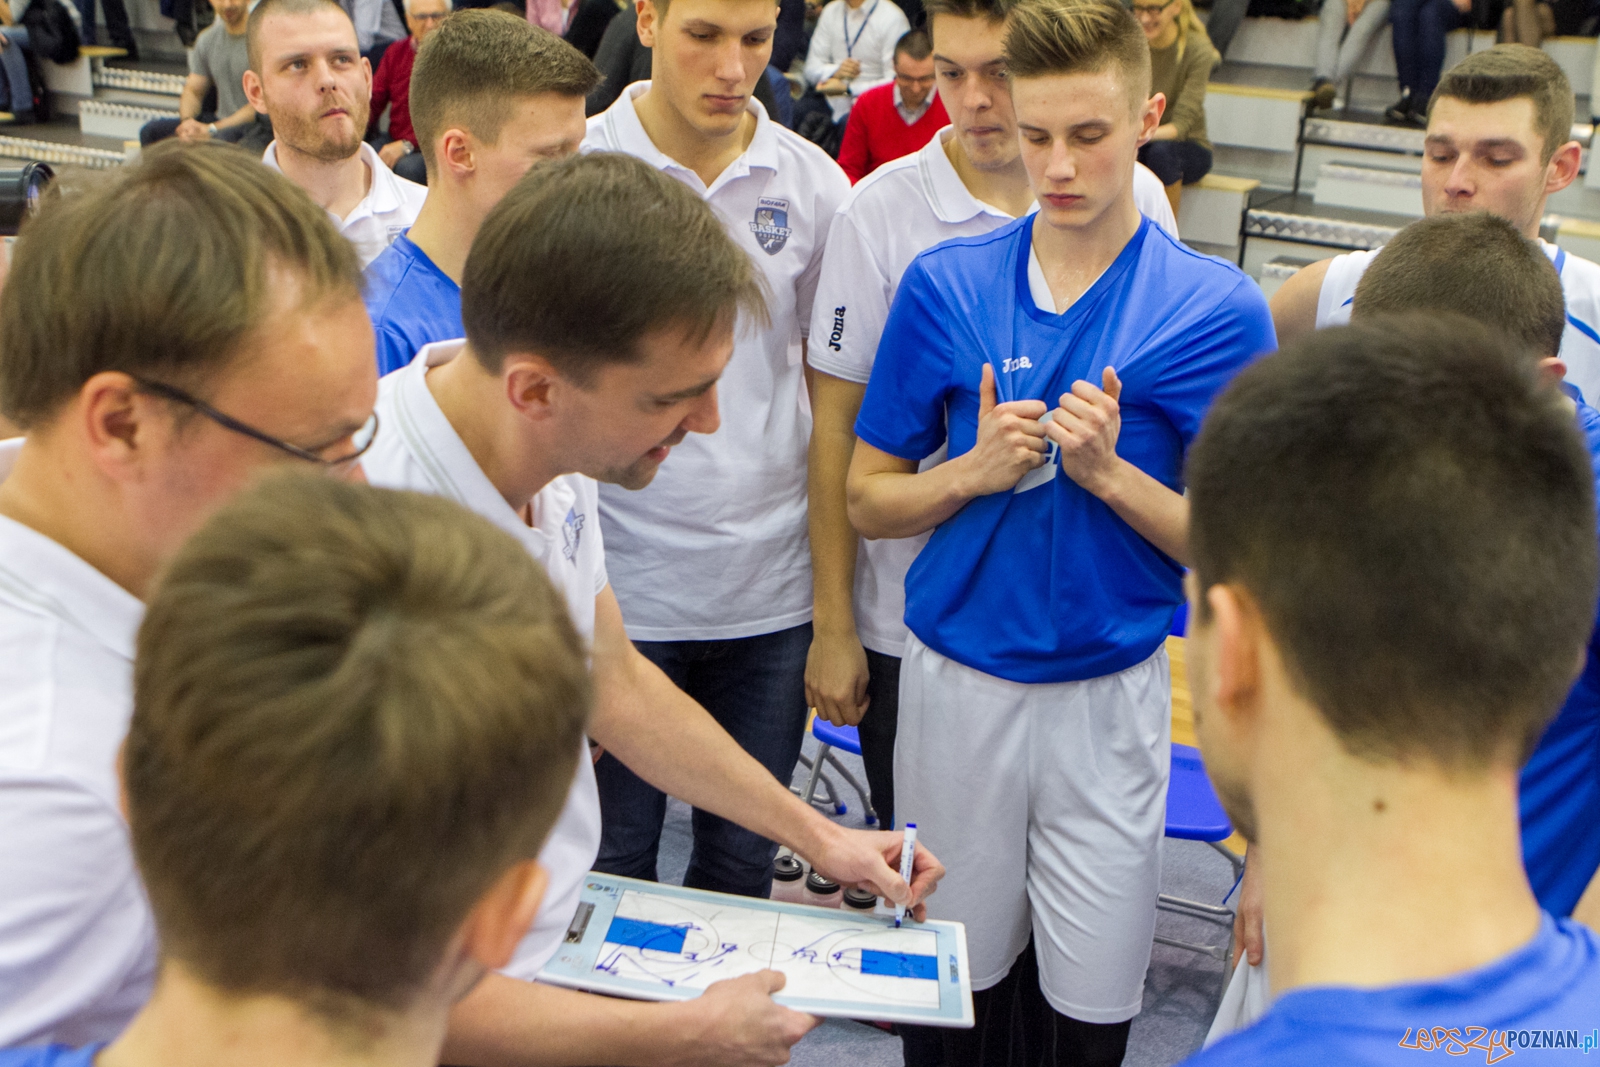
[247,0,351,69]
[1187,315,1597,770]
[895,27,933,61]
[461,152,767,380]
[1430,44,1573,164]
[1002,0,1151,103]
[0,140,361,430]
[409,11,602,171]
[128,473,590,1021]
[1353,213,1565,358]
[922,0,1021,23]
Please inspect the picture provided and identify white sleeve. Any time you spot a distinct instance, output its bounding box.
[795,162,853,337]
[0,777,155,1046]
[807,210,893,384]
[804,4,844,86]
[1133,162,1178,238]
[854,4,909,96]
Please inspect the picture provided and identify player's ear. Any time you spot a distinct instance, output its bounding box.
[1138,92,1165,148]
[504,354,563,424]
[460,860,548,972]
[1546,140,1583,195]
[636,0,660,46]
[1205,582,1263,728]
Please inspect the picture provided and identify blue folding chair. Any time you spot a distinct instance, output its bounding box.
[795,717,878,826]
[1156,743,1245,968]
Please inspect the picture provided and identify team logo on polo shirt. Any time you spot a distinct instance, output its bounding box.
[563,507,585,563]
[750,197,792,255]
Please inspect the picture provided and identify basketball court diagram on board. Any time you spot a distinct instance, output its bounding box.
[539,873,975,1026]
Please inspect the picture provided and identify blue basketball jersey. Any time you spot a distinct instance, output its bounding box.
[363,232,463,377]
[855,215,1275,684]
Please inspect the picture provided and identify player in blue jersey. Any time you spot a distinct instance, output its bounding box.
[363,12,598,376]
[1208,211,1600,1045]
[848,0,1274,1060]
[1181,312,1600,1067]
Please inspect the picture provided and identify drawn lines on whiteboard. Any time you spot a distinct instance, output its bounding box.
[595,890,941,1007]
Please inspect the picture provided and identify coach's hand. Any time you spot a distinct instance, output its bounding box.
[808,826,943,922]
[669,971,820,1067]
[1048,366,1124,495]
[1231,849,1265,967]
[959,363,1049,496]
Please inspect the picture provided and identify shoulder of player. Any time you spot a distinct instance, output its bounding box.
[767,121,851,190]
[836,151,922,216]
[1141,223,1260,303]
[915,214,1029,266]
[1559,247,1600,304]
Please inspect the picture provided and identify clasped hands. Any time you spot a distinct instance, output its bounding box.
[958,361,1126,498]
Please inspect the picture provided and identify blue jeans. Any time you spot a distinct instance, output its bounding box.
[1390,0,1462,100]
[594,623,812,898]
[0,28,30,117]
[1138,139,1214,186]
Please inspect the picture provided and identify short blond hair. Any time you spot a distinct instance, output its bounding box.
[1003,0,1152,105]
[128,474,591,1022]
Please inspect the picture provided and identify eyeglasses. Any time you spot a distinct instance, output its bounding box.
[132,376,380,469]
[410,10,447,19]
[895,73,936,88]
[1127,0,1176,15]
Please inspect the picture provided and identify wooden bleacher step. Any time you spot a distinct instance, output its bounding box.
[0,135,127,168]
[1312,161,1423,218]
[1178,173,1260,248]
[79,99,178,140]
[1205,83,1310,154]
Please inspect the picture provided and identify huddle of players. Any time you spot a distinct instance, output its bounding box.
[0,0,1598,1065]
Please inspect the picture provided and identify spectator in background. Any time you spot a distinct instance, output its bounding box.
[245,0,428,265]
[528,0,575,33]
[837,27,946,181]
[563,0,624,55]
[1135,0,1216,213]
[804,0,909,126]
[1307,0,1389,109]
[1386,0,1470,125]
[365,11,598,374]
[0,0,34,124]
[369,0,450,179]
[73,0,136,57]
[341,0,407,68]
[139,0,264,146]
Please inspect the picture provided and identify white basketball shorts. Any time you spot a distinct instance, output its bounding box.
[895,634,1171,1023]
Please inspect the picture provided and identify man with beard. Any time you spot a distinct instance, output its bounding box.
[245,0,428,265]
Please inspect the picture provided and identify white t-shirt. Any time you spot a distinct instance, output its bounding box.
[584,84,851,641]
[1316,238,1600,404]
[806,129,1179,655]
[360,341,607,979]
[0,438,158,1047]
[803,0,911,122]
[262,141,427,267]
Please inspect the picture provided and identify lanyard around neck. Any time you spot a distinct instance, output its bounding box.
[844,0,880,58]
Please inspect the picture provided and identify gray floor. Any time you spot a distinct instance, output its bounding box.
[653,736,1238,1067]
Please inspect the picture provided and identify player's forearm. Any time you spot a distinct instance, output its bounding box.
[1087,458,1190,564]
[445,972,701,1067]
[589,645,848,865]
[848,456,977,541]
[808,378,866,636]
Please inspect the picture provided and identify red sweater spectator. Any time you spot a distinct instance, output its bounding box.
[369,34,419,150]
[836,76,947,184]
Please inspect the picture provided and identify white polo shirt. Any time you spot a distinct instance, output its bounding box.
[806,128,1179,656]
[361,341,606,979]
[262,141,427,267]
[584,83,851,641]
[0,438,158,1047]
[1316,238,1600,404]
